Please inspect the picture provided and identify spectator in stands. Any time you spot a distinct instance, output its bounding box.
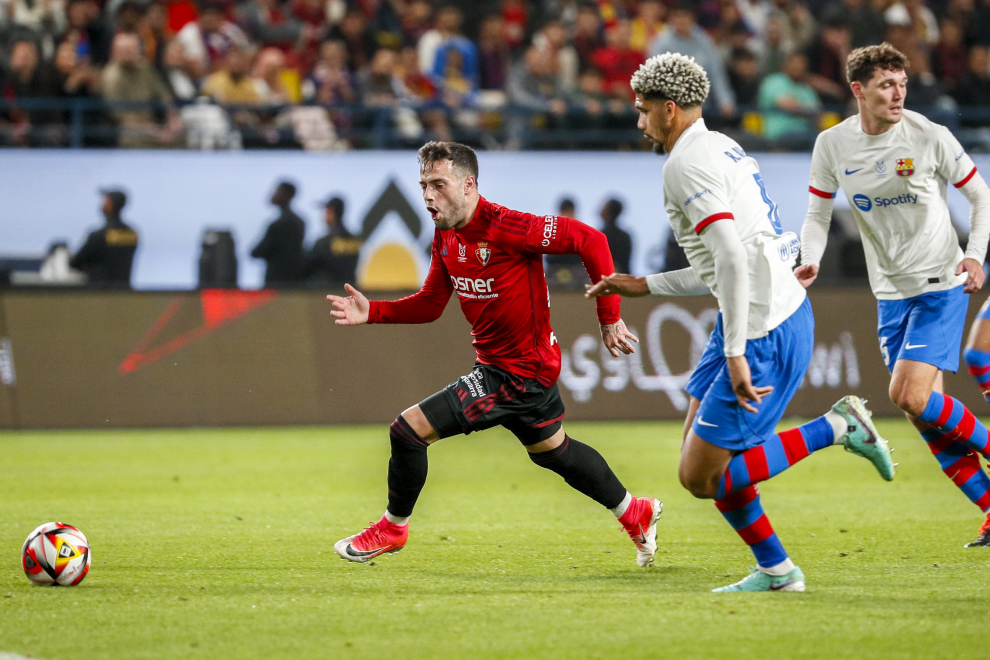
[568,66,609,116]
[306,196,362,286]
[174,1,249,81]
[291,0,329,71]
[885,0,940,51]
[591,19,643,100]
[253,46,294,103]
[739,0,774,40]
[770,0,816,52]
[804,11,852,103]
[905,46,949,108]
[426,8,478,92]
[54,37,100,100]
[630,0,664,54]
[651,3,736,118]
[758,50,820,141]
[70,189,138,288]
[535,18,579,93]
[401,0,433,48]
[506,44,567,149]
[572,2,605,69]
[59,0,111,66]
[933,18,969,92]
[252,180,306,287]
[600,198,632,275]
[303,39,356,104]
[238,0,302,52]
[0,0,66,48]
[477,13,510,92]
[397,45,450,140]
[823,0,885,48]
[0,38,63,145]
[758,15,791,76]
[437,47,477,118]
[201,46,262,105]
[953,44,990,107]
[501,0,528,50]
[160,39,197,100]
[102,32,181,148]
[729,48,762,106]
[113,1,143,36]
[140,1,169,70]
[328,7,375,73]
[545,197,588,290]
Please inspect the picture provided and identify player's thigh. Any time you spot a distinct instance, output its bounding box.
[678,429,734,499]
[502,383,567,451]
[966,299,990,350]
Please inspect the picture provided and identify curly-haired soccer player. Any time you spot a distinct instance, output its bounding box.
[587,53,895,592]
[328,141,662,567]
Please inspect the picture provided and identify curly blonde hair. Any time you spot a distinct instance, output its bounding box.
[630,52,710,108]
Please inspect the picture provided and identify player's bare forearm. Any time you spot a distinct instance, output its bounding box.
[600,319,639,356]
[585,274,649,298]
[957,257,986,293]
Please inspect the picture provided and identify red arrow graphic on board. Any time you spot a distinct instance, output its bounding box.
[118,289,277,375]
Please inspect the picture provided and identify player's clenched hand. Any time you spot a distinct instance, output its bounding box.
[600,319,639,357]
[794,264,819,289]
[727,355,773,414]
[957,258,985,293]
[326,283,370,325]
[585,273,649,298]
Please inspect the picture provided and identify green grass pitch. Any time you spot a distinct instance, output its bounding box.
[1,419,989,659]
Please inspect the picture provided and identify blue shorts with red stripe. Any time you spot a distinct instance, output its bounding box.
[685,296,814,452]
[877,285,968,374]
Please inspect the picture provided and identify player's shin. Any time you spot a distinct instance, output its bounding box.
[386,416,430,519]
[527,435,627,509]
[918,392,990,458]
[921,427,990,511]
[714,485,790,572]
[715,418,834,499]
[964,348,990,403]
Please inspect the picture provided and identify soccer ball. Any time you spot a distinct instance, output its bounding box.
[21,522,91,586]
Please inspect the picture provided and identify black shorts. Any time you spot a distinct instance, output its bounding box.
[419,364,566,446]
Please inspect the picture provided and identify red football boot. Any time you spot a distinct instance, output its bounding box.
[334,515,409,562]
[618,497,663,567]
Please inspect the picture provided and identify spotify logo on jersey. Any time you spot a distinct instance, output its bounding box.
[852,194,873,211]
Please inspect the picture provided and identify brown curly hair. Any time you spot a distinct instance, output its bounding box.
[846,43,910,85]
[417,141,479,181]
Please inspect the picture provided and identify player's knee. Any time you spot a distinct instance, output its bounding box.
[390,416,429,449]
[678,469,718,499]
[888,381,928,417]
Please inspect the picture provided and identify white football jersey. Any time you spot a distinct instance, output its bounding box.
[663,118,807,339]
[809,109,977,300]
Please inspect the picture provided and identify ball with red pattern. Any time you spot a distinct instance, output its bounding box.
[21,522,91,586]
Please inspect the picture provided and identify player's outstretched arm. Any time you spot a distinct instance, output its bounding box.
[601,319,639,356]
[585,273,650,297]
[327,283,370,325]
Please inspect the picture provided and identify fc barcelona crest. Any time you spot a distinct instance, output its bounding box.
[896,158,915,177]
[475,242,491,266]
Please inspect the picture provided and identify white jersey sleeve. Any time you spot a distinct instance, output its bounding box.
[801,134,837,267]
[934,127,990,264]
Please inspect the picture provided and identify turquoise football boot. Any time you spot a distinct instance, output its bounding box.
[832,395,895,481]
[712,566,806,593]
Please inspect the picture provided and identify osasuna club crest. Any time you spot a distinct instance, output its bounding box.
[475,242,491,266]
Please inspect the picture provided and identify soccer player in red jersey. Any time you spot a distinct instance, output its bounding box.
[328,141,662,566]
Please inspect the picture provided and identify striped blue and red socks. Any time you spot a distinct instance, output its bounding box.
[716,417,835,499]
[918,392,990,457]
[715,485,788,569]
[712,417,835,570]
[964,348,990,403]
[921,427,990,512]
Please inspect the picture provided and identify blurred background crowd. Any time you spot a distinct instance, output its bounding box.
[3,0,990,150]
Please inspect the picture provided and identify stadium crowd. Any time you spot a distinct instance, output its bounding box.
[1,0,989,149]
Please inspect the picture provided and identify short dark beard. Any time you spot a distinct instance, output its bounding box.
[652,141,666,156]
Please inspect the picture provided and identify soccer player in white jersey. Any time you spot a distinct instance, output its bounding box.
[796,43,990,547]
[588,52,894,592]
